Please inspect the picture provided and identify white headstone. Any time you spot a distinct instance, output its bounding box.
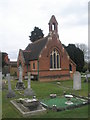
[87,73,90,78]
[24,72,34,96]
[6,73,16,98]
[19,66,22,82]
[73,71,81,90]
[7,73,11,91]
[28,72,31,89]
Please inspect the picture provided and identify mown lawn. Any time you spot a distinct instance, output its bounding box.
[2,78,89,119]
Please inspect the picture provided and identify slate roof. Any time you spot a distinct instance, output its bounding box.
[22,51,31,65]
[22,36,48,64]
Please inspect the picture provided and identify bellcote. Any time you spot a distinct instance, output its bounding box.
[48,15,58,34]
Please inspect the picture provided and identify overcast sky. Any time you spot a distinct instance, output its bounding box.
[0,0,88,61]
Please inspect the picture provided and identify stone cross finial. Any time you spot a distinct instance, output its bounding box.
[7,73,11,91]
[19,66,22,82]
[6,73,16,98]
[28,72,31,89]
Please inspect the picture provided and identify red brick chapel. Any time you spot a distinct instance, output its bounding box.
[17,15,76,82]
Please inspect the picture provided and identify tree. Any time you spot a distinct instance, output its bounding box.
[88,61,90,72]
[75,43,88,62]
[29,27,44,42]
[63,44,84,72]
[82,61,88,73]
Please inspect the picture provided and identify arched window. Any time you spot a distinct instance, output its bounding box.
[33,63,35,69]
[69,64,72,71]
[52,23,55,31]
[57,53,60,68]
[50,49,60,69]
[54,50,56,68]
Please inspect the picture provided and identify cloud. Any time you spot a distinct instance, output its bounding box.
[39,0,88,27]
[7,50,18,61]
[0,0,88,61]
[60,25,88,46]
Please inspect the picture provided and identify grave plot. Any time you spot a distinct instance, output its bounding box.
[10,98,46,117]
[40,95,88,112]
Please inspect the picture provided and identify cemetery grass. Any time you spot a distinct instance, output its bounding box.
[2,78,89,118]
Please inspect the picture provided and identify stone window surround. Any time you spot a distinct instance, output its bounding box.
[50,49,61,70]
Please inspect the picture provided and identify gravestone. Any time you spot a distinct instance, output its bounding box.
[73,71,81,90]
[19,66,23,82]
[10,98,46,117]
[28,72,31,89]
[86,73,90,82]
[2,81,6,90]
[6,73,16,98]
[85,70,90,82]
[24,72,34,96]
[16,66,25,90]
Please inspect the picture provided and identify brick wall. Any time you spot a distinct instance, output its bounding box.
[17,34,76,81]
[38,33,76,81]
[29,60,38,75]
[69,60,76,78]
[17,51,38,78]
